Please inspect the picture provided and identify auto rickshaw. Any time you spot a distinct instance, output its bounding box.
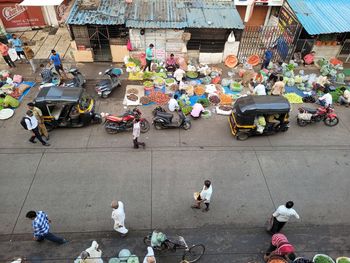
[228,95,290,140]
[34,86,102,131]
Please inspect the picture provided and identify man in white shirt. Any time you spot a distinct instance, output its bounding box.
[168,94,179,112]
[191,180,213,212]
[132,117,145,149]
[271,201,300,234]
[254,83,267,95]
[24,110,50,146]
[338,87,350,107]
[317,89,332,107]
[143,246,156,263]
[111,200,128,237]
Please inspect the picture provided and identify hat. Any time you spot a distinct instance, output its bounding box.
[193,192,200,200]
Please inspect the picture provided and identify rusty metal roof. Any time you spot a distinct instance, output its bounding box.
[67,0,126,25]
[67,0,243,29]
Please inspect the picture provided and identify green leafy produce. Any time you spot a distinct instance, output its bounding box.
[143,71,154,80]
[128,57,141,67]
[181,106,193,115]
[230,82,243,92]
[197,98,210,107]
[314,255,334,263]
[165,78,176,84]
[155,72,167,78]
[186,71,199,79]
[153,77,165,86]
[317,58,328,68]
[143,81,153,87]
[287,63,295,71]
[337,258,350,263]
[330,86,347,102]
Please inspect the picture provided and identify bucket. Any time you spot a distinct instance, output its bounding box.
[144,86,154,96]
[154,85,165,93]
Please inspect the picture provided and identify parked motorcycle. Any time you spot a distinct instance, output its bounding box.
[62,68,86,88]
[297,106,339,127]
[152,106,191,130]
[96,68,123,98]
[103,107,150,134]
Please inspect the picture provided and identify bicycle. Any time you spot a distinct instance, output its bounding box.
[143,231,205,263]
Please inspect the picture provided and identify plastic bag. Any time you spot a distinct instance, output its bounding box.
[227,31,235,43]
[127,39,133,51]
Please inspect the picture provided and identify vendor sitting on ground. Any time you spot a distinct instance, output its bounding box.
[303,51,316,66]
[168,94,179,112]
[338,87,350,107]
[191,101,205,118]
[174,68,186,83]
[271,77,285,96]
[253,81,267,96]
[317,88,332,107]
[40,64,53,83]
[166,53,178,72]
[264,233,296,262]
[0,93,19,109]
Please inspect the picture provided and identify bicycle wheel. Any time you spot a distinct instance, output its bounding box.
[182,244,205,262]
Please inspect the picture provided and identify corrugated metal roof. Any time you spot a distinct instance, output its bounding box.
[185,0,244,29]
[125,0,187,29]
[287,0,350,35]
[67,0,126,25]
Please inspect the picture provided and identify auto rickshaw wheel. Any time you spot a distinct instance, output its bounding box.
[45,122,55,132]
[236,132,249,141]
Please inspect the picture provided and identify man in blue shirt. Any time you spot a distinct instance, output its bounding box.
[262,47,273,69]
[10,34,27,62]
[143,43,154,72]
[50,49,67,78]
[26,210,67,244]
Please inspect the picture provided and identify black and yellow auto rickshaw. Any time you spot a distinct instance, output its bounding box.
[228,95,290,140]
[34,86,102,131]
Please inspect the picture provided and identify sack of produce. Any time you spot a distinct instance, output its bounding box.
[221,78,232,87]
[287,78,295,87]
[298,112,312,121]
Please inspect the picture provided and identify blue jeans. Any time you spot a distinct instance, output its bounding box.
[36,232,66,244]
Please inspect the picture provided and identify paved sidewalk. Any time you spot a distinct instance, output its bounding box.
[1,225,349,263]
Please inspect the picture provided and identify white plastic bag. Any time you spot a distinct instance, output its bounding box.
[227,31,236,43]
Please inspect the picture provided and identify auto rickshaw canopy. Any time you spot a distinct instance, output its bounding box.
[34,86,83,104]
[233,95,290,126]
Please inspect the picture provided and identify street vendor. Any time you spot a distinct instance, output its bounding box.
[191,101,205,118]
[303,51,316,66]
[174,68,186,83]
[0,93,19,108]
[271,77,285,96]
[168,94,179,112]
[264,233,296,262]
[338,87,350,107]
[166,53,178,72]
[317,88,332,107]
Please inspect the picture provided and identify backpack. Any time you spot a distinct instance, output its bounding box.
[20,117,31,130]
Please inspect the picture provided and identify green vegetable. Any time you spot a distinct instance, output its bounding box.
[181,106,193,115]
[186,71,199,79]
[143,71,154,80]
[338,258,350,263]
[155,72,167,78]
[287,63,295,71]
[197,98,210,107]
[128,57,141,67]
[153,77,165,86]
[165,78,176,84]
[230,82,242,92]
[314,255,334,263]
[143,81,153,87]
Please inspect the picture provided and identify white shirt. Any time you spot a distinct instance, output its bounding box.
[200,184,213,203]
[254,84,266,95]
[168,98,179,112]
[319,93,333,106]
[143,246,156,263]
[273,205,300,222]
[25,115,38,130]
[133,121,140,139]
[74,241,103,263]
[174,68,185,82]
[111,201,128,234]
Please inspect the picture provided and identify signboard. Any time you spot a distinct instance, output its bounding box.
[0,3,46,28]
[234,0,283,6]
[155,49,166,60]
[278,4,299,44]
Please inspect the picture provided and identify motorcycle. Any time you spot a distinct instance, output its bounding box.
[62,68,86,88]
[96,68,123,98]
[297,106,339,127]
[152,106,191,130]
[103,107,150,134]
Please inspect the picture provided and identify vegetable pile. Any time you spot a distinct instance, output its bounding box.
[194,85,205,96]
[219,94,233,105]
[196,98,210,107]
[314,255,334,263]
[126,94,138,101]
[186,71,199,79]
[140,96,151,105]
[209,94,220,105]
[143,81,153,88]
[149,91,170,105]
[126,88,139,94]
[337,258,350,263]
[284,93,303,103]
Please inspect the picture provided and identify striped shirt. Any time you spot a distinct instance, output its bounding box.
[32,211,50,237]
[272,234,295,255]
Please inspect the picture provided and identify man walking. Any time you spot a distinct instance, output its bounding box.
[0,42,16,68]
[23,43,36,73]
[10,34,27,62]
[50,49,67,78]
[270,201,300,234]
[143,44,154,72]
[111,200,128,237]
[133,117,146,149]
[23,110,50,146]
[262,47,273,69]
[27,102,49,140]
[25,210,67,244]
[191,180,213,212]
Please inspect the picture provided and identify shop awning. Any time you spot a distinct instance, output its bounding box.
[287,0,350,35]
[20,0,64,6]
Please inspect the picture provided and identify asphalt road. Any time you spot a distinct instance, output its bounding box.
[0,66,349,262]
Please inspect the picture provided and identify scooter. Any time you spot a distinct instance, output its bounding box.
[96,68,123,98]
[62,68,86,88]
[297,105,339,127]
[152,106,191,130]
[103,107,150,134]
